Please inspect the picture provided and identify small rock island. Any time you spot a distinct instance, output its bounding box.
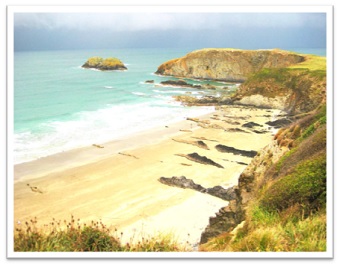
[82,56,127,71]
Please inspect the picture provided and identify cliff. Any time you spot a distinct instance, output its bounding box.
[160,49,326,116]
[155,48,304,82]
[231,67,326,115]
[200,104,327,251]
[82,56,127,71]
[159,48,328,251]
[197,54,327,251]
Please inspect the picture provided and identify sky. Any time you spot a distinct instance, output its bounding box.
[13,12,327,51]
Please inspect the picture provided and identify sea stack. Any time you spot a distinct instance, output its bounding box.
[82,56,127,71]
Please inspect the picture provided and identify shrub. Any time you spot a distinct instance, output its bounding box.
[14,217,187,252]
[260,155,326,214]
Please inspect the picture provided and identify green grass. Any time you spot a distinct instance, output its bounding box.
[200,206,326,252]
[260,154,326,213]
[14,216,188,252]
[289,54,326,71]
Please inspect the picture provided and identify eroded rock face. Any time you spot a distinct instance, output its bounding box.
[234,94,288,110]
[155,48,304,82]
[232,68,326,115]
[82,57,127,71]
[199,140,287,244]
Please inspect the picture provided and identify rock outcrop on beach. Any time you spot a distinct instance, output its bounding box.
[82,56,127,71]
[215,144,257,158]
[176,152,224,169]
[158,176,237,201]
[155,48,304,82]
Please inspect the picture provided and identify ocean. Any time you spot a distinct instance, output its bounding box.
[13,47,326,164]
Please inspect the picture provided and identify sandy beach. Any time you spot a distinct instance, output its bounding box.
[13,105,282,249]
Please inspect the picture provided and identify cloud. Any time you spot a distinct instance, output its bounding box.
[14,12,326,32]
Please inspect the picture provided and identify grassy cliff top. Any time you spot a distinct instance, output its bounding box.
[188,48,301,53]
[289,54,326,71]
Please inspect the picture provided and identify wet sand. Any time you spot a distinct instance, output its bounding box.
[13,105,282,249]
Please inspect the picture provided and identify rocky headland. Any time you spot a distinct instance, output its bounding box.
[82,56,127,71]
[158,49,326,116]
[155,48,304,82]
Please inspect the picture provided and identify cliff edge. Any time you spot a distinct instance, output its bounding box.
[155,48,304,82]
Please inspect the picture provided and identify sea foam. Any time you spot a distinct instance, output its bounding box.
[14,101,213,164]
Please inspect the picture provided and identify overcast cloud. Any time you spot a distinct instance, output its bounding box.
[14,12,326,31]
[13,12,327,51]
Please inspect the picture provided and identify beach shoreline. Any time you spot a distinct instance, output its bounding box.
[14,109,216,182]
[13,105,283,249]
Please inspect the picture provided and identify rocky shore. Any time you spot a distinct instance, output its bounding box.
[153,48,327,247]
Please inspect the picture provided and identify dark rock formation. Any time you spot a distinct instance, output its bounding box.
[200,195,245,244]
[265,118,292,129]
[160,80,202,89]
[241,122,269,134]
[159,80,218,90]
[242,122,262,128]
[158,176,236,201]
[215,144,257,158]
[206,186,237,201]
[224,128,249,133]
[159,176,205,192]
[145,80,154,83]
[223,159,248,166]
[252,129,269,134]
[172,138,210,150]
[176,152,224,169]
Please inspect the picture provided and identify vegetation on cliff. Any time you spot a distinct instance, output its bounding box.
[232,60,326,114]
[200,102,327,252]
[82,56,127,71]
[197,51,327,252]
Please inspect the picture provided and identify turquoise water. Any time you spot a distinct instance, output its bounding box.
[13,47,326,164]
[13,48,225,164]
